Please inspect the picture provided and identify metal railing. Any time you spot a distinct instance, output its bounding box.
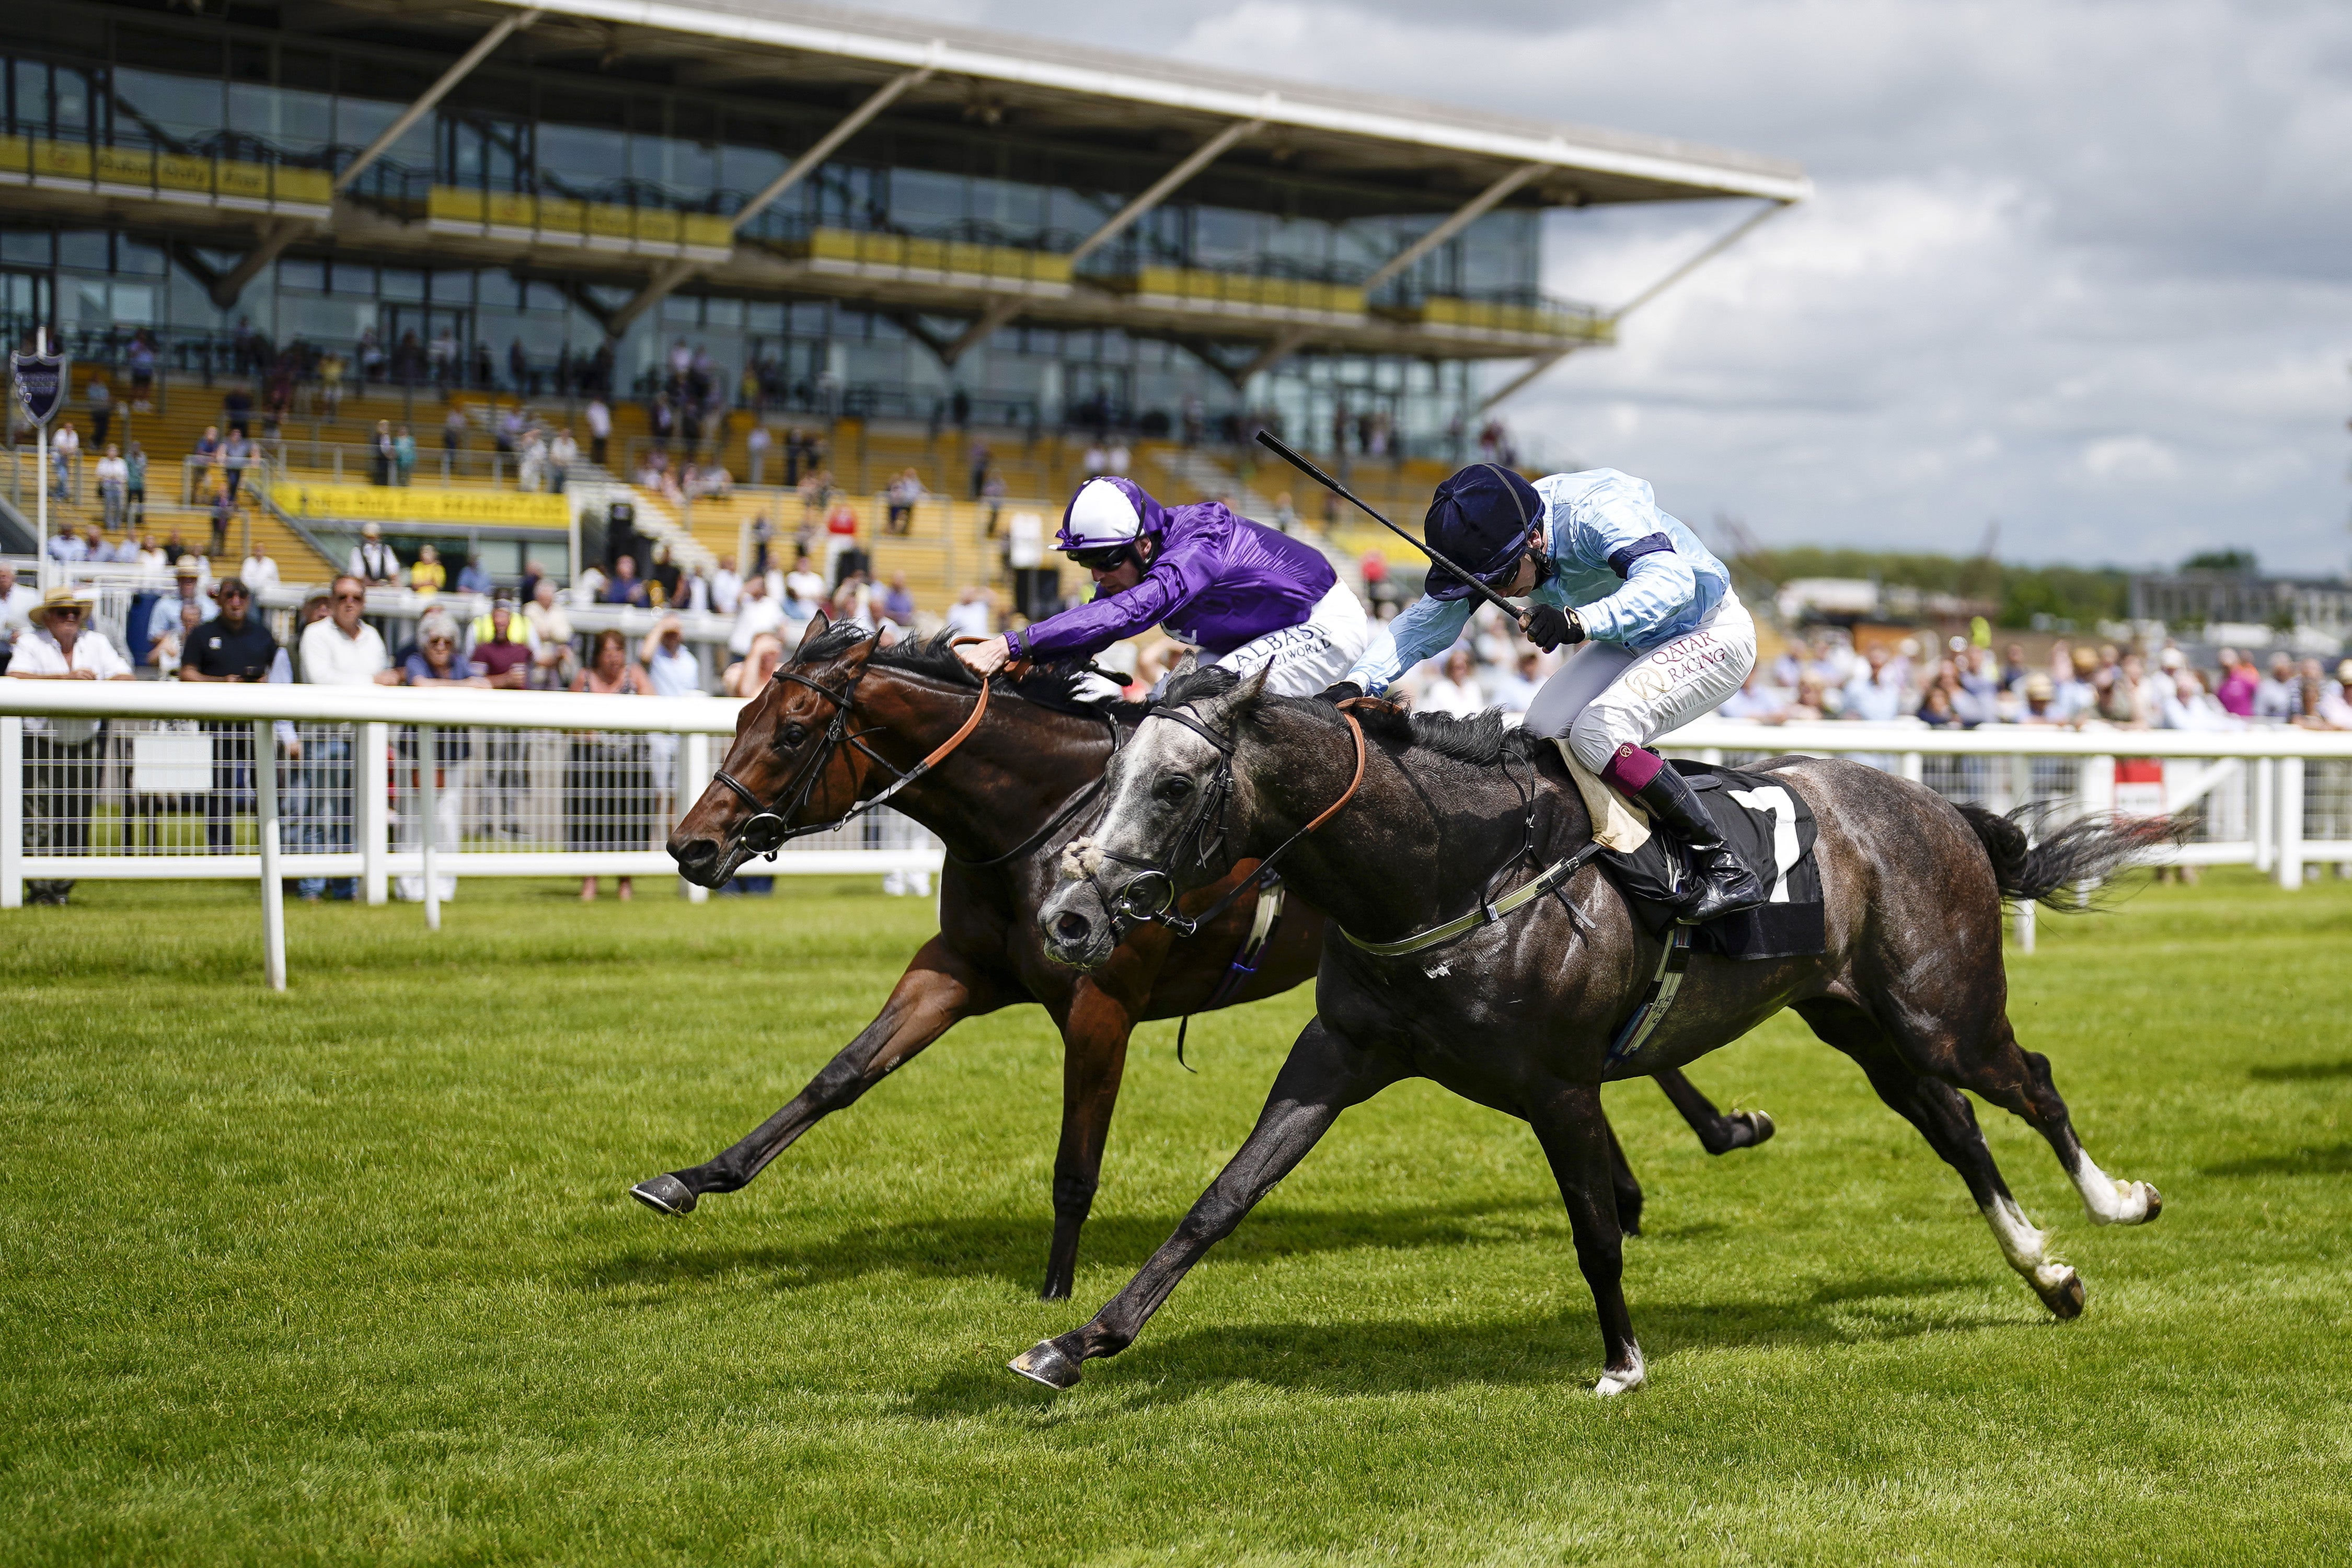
[0,681,939,987]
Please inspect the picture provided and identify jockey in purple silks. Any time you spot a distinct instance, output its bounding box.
[954,476,1370,697]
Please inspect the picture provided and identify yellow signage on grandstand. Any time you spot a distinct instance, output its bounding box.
[273,484,568,528]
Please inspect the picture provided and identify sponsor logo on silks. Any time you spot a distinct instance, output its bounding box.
[10,347,67,428]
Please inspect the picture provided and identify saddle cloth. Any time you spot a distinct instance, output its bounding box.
[1593,759,1825,960]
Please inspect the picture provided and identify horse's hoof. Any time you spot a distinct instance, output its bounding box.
[629,1174,697,1216]
[1037,1278,1073,1301]
[2033,1266,2085,1320]
[1596,1352,1646,1397]
[1741,1109,1776,1146]
[1616,1201,1643,1238]
[2142,1184,2162,1223]
[1009,1339,1083,1390]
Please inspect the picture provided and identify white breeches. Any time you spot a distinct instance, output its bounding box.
[1523,592,1757,774]
[1204,580,1371,698]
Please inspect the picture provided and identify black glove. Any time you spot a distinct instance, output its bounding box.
[1320,681,1365,705]
[1521,604,1584,652]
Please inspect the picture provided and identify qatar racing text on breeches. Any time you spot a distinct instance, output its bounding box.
[1522,592,1756,772]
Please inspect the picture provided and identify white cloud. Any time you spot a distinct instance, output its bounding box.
[861,0,2352,571]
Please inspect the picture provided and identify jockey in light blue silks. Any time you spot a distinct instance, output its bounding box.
[1343,463,1767,922]
[956,476,1369,696]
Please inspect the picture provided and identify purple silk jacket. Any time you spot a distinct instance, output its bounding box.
[1006,500,1335,661]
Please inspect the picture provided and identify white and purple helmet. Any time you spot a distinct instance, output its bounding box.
[1056,476,1170,558]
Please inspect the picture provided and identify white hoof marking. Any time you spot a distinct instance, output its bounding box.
[1595,1348,1646,1397]
[2073,1153,2157,1225]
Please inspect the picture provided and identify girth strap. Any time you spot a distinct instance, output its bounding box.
[1339,840,1603,959]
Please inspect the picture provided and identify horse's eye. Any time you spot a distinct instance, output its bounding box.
[779,722,808,747]
[1155,775,1195,806]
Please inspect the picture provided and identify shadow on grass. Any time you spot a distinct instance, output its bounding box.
[2201,1143,2352,1177]
[2247,1060,2352,1082]
[581,1197,1564,1298]
[902,1271,2011,1417]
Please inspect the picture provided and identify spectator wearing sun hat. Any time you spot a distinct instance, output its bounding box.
[9,587,132,905]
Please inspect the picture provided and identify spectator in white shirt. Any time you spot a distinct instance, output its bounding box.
[709,555,743,616]
[50,420,79,499]
[584,397,612,467]
[641,614,702,819]
[783,553,825,623]
[728,571,786,655]
[348,521,400,584]
[299,575,397,687]
[1420,648,1485,718]
[944,585,993,640]
[524,576,573,646]
[239,541,280,596]
[0,561,38,673]
[290,578,394,893]
[95,444,129,530]
[10,587,133,903]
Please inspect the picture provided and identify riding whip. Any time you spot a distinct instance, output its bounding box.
[1253,430,1524,617]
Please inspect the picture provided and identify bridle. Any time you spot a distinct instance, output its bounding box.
[1085,699,1366,940]
[709,634,994,869]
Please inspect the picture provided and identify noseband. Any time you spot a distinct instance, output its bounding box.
[1088,701,1365,939]
[710,638,992,866]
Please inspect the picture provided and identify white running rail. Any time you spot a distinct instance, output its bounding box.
[0,679,940,988]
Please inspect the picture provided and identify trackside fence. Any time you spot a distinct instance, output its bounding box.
[0,681,939,988]
[8,686,2352,987]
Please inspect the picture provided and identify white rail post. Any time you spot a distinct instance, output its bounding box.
[1900,751,1923,785]
[2276,755,2304,891]
[1,714,22,909]
[681,730,710,904]
[253,719,286,990]
[361,721,389,904]
[421,728,441,931]
[2253,757,2275,873]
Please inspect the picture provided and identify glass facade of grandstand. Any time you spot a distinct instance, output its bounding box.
[1,17,1545,449]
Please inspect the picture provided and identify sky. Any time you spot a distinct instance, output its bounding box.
[863,0,2352,572]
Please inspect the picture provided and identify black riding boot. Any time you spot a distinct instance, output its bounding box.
[1631,765,1768,923]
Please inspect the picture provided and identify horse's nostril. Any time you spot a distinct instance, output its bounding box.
[674,837,716,868]
[1053,911,1092,946]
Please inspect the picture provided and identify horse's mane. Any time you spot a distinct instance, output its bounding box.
[1160,663,1544,768]
[797,622,1147,722]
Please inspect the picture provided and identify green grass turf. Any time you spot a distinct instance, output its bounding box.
[4,869,2349,1566]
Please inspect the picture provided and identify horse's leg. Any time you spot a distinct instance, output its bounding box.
[631,937,1008,1214]
[1936,1008,2161,1228]
[1039,980,1136,1300]
[1009,1017,1399,1389]
[1603,1114,1643,1237]
[1795,998,2084,1318]
[1529,1079,1646,1395]
[1651,1066,1777,1155]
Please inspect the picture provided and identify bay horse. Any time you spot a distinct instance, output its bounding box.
[654,619,1773,1299]
[1023,664,2170,1389]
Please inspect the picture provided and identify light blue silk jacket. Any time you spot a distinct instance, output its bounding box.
[1351,468,1731,694]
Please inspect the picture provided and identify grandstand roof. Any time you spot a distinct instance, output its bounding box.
[308,0,1811,209]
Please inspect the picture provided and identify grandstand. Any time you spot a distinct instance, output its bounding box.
[3,0,1805,607]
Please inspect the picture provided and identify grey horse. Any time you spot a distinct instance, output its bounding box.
[1020,664,2171,1396]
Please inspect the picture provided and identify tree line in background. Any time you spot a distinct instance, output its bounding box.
[1731,545,2151,629]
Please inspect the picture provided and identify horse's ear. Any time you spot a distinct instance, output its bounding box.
[1202,660,1272,727]
[794,610,831,657]
[1167,651,1199,682]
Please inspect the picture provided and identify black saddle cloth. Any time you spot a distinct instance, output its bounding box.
[1597,759,1824,961]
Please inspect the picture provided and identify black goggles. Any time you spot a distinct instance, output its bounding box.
[1065,540,1140,572]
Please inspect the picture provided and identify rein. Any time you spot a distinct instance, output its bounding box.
[1088,701,1366,941]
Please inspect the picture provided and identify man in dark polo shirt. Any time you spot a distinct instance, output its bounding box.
[178,578,278,684]
[177,578,279,850]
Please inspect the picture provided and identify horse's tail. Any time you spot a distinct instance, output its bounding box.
[1954,802,2187,909]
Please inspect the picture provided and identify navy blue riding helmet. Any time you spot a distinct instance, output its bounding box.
[1421,463,1546,601]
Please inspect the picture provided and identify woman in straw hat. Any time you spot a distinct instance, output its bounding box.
[8,587,131,905]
